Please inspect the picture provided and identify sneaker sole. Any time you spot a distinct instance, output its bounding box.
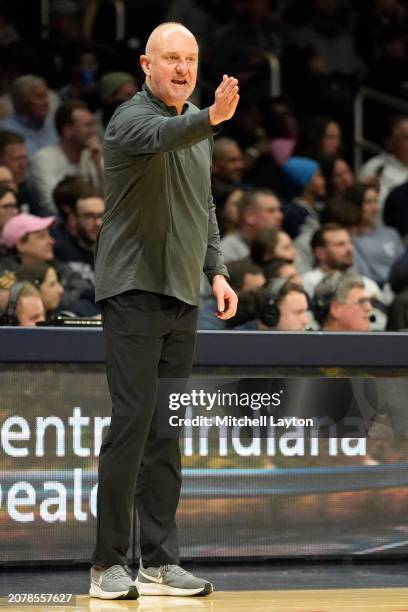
[89,583,139,600]
[135,579,213,597]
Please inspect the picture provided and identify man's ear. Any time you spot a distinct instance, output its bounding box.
[15,237,26,254]
[330,300,340,320]
[140,55,151,77]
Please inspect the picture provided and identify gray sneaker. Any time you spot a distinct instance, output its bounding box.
[135,562,213,596]
[89,564,139,600]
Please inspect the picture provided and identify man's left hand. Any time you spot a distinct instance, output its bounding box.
[212,275,238,320]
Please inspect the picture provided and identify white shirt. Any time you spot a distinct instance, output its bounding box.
[219,232,250,263]
[29,143,103,212]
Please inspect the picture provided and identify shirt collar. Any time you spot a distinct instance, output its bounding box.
[142,83,189,116]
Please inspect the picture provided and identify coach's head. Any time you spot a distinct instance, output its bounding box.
[140,23,198,114]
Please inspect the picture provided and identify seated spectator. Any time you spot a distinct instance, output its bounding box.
[0,185,18,246]
[0,130,41,214]
[383,180,408,240]
[211,137,245,201]
[295,115,343,161]
[232,279,309,332]
[342,183,404,286]
[313,271,373,332]
[29,100,104,211]
[302,223,387,329]
[0,75,58,156]
[51,176,105,283]
[0,212,98,316]
[250,228,297,281]
[15,262,67,321]
[282,156,326,239]
[198,258,265,330]
[98,71,138,129]
[320,156,355,199]
[260,257,302,285]
[220,189,283,262]
[359,115,408,206]
[0,271,45,326]
[215,186,243,238]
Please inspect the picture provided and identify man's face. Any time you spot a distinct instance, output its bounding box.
[17,229,55,263]
[308,170,326,199]
[68,109,97,147]
[213,143,244,183]
[331,286,372,331]
[318,229,353,270]
[275,291,309,331]
[251,194,283,231]
[0,143,28,184]
[0,190,18,233]
[332,159,354,195]
[16,295,45,327]
[24,83,49,124]
[140,28,198,112]
[74,197,105,246]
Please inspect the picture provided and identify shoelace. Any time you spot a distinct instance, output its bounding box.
[103,565,130,580]
[160,564,190,578]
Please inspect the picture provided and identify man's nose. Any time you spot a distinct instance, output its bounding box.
[176,61,188,73]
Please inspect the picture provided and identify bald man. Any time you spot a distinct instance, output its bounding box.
[90,23,239,600]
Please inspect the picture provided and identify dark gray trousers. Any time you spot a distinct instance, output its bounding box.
[91,289,197,567]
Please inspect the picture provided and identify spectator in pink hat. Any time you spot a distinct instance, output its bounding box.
[0,212,98,315]
[1,211,56,263]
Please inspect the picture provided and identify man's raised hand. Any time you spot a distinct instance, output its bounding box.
[209,75,239,126]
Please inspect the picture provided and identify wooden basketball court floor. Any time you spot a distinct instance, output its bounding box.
[1,589,408,611]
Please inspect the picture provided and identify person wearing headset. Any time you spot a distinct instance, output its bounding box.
[0,273,45,326]
[234,277,309,331]
[313,271,372,332]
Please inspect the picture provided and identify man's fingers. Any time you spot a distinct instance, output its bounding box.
[225,86,239,105]
[217,294,238,320]
[216,294,225,314]
[221,79,238,96]
[218,76,238,95]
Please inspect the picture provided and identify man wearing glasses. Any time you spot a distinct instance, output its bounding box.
[313,271,373,332]
[51,176,105,284]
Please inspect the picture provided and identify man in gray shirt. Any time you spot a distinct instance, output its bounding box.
[90,22,238,600]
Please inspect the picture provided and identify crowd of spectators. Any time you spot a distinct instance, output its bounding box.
[0,0,408,331]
